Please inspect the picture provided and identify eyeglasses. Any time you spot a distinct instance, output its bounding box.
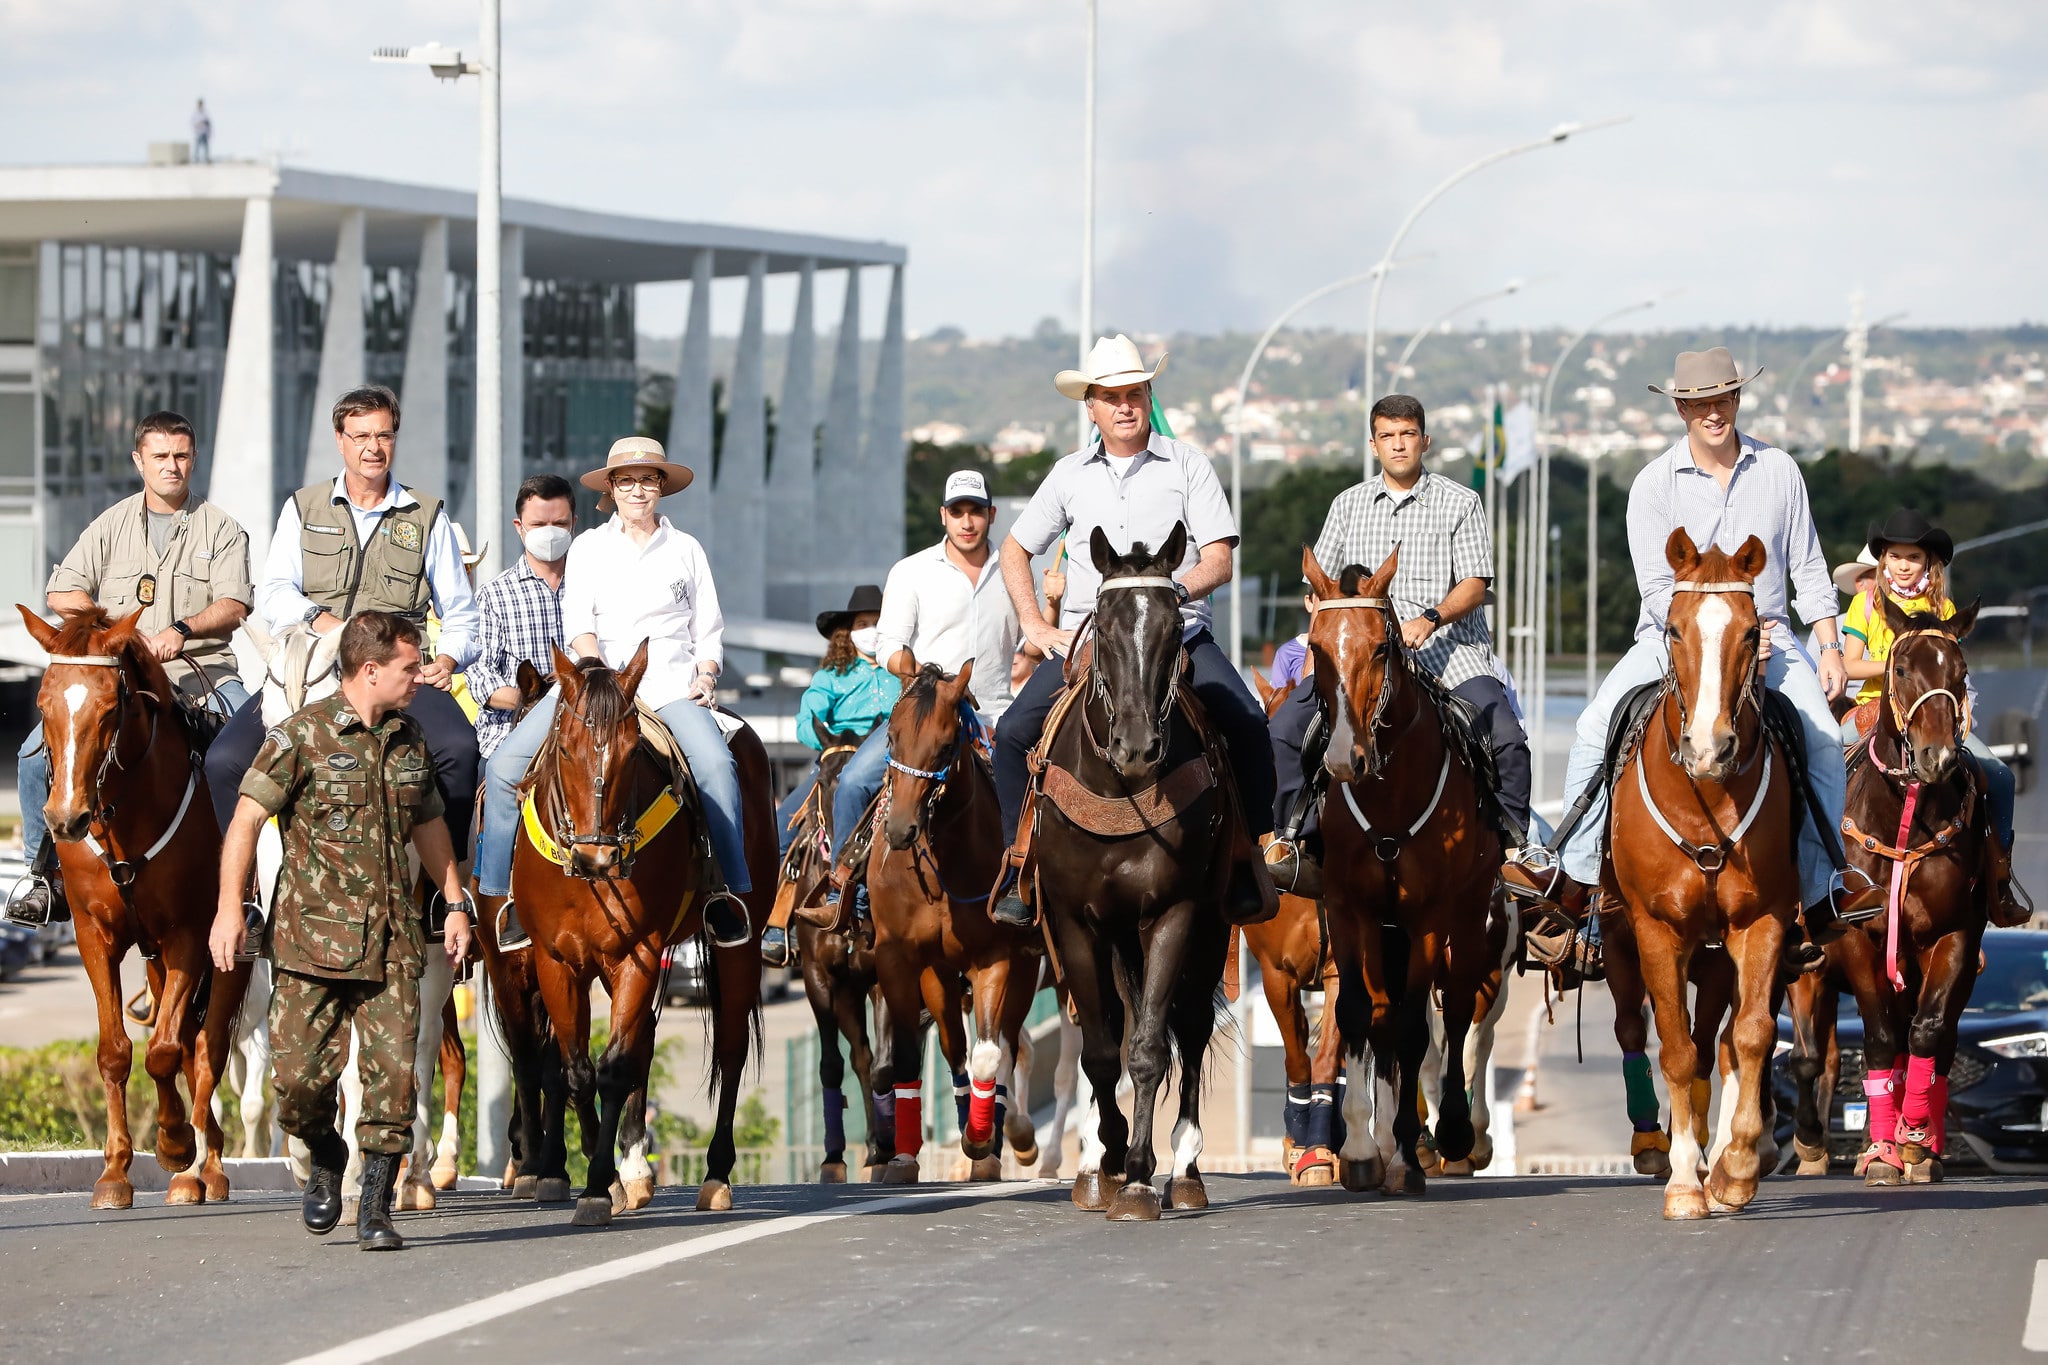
[610,475,664,492]
[343,431,397,450]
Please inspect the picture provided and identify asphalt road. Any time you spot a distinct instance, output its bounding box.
[4,1171,2046,1364]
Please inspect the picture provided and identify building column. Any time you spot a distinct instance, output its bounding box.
[302,209,366,484]
[858,264,906,584]
[766,258,816,620]
[209,196,276,571]
[715,254,768,672]
[401,218,451,514]
[496,224,525,542]
[665,248,715,550]
[814,266,863,613]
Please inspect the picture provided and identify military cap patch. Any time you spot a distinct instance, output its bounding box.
[390,520,422,552]
[326,753,360,771]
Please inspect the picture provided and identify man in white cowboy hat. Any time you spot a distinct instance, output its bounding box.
[988,334,1277,927]
[1503,346,1882,969]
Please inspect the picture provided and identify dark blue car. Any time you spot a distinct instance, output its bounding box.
[1775,929,2048,1172]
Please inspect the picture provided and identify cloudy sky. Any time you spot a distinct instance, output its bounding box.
[6,0,2045,340]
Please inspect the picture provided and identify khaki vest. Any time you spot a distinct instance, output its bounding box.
[293,484,443,622]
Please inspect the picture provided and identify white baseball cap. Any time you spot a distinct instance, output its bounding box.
[941,470,993,508]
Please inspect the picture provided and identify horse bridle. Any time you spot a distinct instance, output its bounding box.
[1882,627,1971,757]
[1660,578,1765,767]
[542,692,649,881]
[1309,594,1401,774]
[1083,575,1184,763]
[44,652,197,887]
[882,717,990,904]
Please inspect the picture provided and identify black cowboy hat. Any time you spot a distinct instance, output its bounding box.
[1866,508,1954,565]
[816,584,884,638]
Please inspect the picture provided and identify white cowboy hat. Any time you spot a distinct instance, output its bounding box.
[1832,546,1878,596]
[1055,334,1168,402]
[450,522,486,569]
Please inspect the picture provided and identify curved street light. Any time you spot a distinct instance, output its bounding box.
[1387,276,1542,389]
[1361,115,1631,474]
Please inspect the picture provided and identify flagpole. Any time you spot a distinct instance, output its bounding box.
[1077,0,1097,453]
[1483,382,1498,644]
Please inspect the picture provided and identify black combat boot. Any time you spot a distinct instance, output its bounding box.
[301,1129,347,1235]
[357,1152,404,1251]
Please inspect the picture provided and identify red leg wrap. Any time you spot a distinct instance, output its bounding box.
[966,1077,998,1145]
[893,1086,923,1159]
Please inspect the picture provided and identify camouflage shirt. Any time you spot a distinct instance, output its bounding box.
[239,693,445,982]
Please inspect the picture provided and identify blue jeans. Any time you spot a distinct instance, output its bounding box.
[830,703,987,858]
[18,677,248,857]
[778,766,819,858]
[1560,636,1843,909]
[476,688,752,897]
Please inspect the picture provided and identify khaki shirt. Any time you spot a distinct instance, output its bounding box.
[239,694,445,983]
[46,493,252,697]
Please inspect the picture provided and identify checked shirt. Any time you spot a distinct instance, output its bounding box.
[1311,469,1497,690]
[469,556,565,758]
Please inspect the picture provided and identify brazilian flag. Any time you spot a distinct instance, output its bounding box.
[1470,393,1507,492]
[1150,391,1176,439]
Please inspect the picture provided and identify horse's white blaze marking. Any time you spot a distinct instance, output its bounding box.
[2022,1260,2048,1352]
[61,682,88,716]
[1338,1047,1374,1160]
[1686,594,1734,761]
[286,1184,1053,1365]
[970,1038,1000,1084]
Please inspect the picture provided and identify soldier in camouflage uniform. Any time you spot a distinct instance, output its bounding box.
[210,610,473,1251]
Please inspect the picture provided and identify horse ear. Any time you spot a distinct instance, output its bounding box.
[1665,527,1700,577]
[1088,526,1115,577]
[240,616,274,659]
[617,638,651,700]
[1158,521,1188,573]
[1880,589,1910,639]
[1949,596,1980,642]
[1252,668,1274,705]
[551,642,582,695]
[17,604,58,653]
[1732,535,1768,582]
[104,608,146,654]
[949,658,975,702]
[516,659,546,706]
[1301,547,1338,600]
[812,715,836,748]
[310,627,341,679]
[1367,545,1400,597]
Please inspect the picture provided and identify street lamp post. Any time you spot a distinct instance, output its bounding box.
[1360,116,1629,475]
[1077,0,1097,452]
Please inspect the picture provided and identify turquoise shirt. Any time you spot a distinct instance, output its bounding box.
[796,658,900,750]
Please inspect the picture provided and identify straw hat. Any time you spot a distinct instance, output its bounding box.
[450,522,486,570]
[1832,547,1877,596]
[1055,334,1168,402]
[579,436,695,510]
[1647,346,1763,400]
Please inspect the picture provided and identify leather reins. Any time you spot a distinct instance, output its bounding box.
[1309,593,1451,864]
[44,652,199,888]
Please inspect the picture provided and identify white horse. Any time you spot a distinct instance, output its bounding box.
[244,621,464,1209]
[1418,897,1519,1176]
[211,956,280,1157]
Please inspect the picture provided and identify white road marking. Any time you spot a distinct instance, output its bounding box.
[285,1182,1052,1365]
[2025,1259,2048,1353]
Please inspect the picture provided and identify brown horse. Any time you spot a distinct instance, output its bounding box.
[788,719,894,1182]
[1605,530,1798,1219]
[1247,670,1344,1186]
[18,605,251,1208]
[866,662,1042,1183]
[1030,525,1233,1221]
[1302,547,1500,1196]
[510,643,771,1223]
[1820,594,1989,1184]
[1599,918,1748,1177]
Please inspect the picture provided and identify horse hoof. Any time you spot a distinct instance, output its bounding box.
[512,1174,538,1200]
[1440,1158,1476,1178]
[90,1179,134,1211]
[960,1134,996,1162]
[819,1161,848,1184]
[1164,1175,1209,1210]
[535,1177,572,1203]
[880,1157,920,1186]
[1634,1149,1672,1179]
[202,1169,231,1202]
[1865,1161,1904,1187]
[1705,1168,1755,1212]
[1413,1139,1443,1177]
[864,1165,891,1184]
[609,1179,628,1215]
[1468,1138,1494,1173]
[696,1179,734,1212]
[1663,1187,1711,1221]
[1106,1183,1162,1221]
[431,1156,460,1191]
[1796,1157,1831,1177]
[1291,1147,1336,1187]
[1005,1114,1040,1169]
[1036,1158,1064,1181]
[1905,1157,1943,1185]
[1008,1141,1040,1169]
[623,1177,655,1211]
[1071,1170,1122,1211]
[398,1181,437,1212]
[165,1173,206,1206]
[1338,1156,1383,1193]
[1898,1141,1930,1167]
[969,1156,1003,1182]
[1383,1163,1426,1197]
[571,1196,612,1227]
[156,1126,197,1173]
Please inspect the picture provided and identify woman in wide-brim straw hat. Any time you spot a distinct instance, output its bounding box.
[473,435,752,948]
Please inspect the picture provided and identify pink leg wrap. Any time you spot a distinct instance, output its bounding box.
[1863,1073,1898,1149]
[1899,1054,1939,1135]
[893,1085,923,1159]
[1925,1077,1950,1155]
[966,1077,998,1145]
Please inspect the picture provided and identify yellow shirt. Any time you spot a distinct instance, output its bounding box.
[1844,589,1954,704]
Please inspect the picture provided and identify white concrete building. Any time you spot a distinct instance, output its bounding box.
[0,162,906,654]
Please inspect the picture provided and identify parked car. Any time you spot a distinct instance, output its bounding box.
[0,921,38,979]
[1774,928,2048,1172]
[661,937,793,1008]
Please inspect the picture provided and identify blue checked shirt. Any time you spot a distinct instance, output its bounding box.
[469,556,566,758]
[1311,470,1497,689]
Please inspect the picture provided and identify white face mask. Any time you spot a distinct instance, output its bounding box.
[850,626,882,657]
[522,524,572,563]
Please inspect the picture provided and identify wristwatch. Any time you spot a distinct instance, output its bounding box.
[170,620,193,639]
[1174,583,1192,606]
[1820,640,1845,653]
[1421,607,1444,628]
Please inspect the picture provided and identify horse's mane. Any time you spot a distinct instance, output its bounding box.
[574,657,634,733]
[49,606,118,656]
[902,663,953,725]
[1677,544,1755,589]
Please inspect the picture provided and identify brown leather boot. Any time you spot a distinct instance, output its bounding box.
[1262,835,1322,900]
[795,865,848,930]
[1987,830,2034,928]
[1223,852,1280,927]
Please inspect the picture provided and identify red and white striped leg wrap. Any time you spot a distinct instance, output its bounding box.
[966,1076,998,1145]
[893,1084,923,1159]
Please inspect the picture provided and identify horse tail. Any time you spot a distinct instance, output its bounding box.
[697,926,765,1101]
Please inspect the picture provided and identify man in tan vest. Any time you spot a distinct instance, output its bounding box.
[203,386,482,870]
[8,410,253,927]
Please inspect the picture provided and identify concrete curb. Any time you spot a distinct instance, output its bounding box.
[0,1151,301,1193]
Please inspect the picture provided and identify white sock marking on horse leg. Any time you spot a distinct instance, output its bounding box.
[1686,596,1733,762]
[1709,1064,1737,1171]
[1040,1019,1081,1176]
[1076,1094,1105,1175]
[1338,1047,1374,1161]
[1422,1011,1446,1129]
[1375,1068,1405,1180]
[618,1135,652,1184]
[1169,1119,1202,1178]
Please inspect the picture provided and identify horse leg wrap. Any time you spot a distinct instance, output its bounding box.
[991,1085,1009,1157]
[966,1076,998,1146]
[1899,1054,1939,1138]
[893,1085,923,1159]
[1863,1073,1898,1148]
[951,1071,972,1134]
[1284,1084,1313,1149]
[1622,1052,1659,1131]
[1305,1084,1338,1152]
[822,1089,847,1160]
[1926,1077,1949,1155]
[1332,1074,1349,1152]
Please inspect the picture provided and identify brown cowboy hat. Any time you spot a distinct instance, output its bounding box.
[580,436,695,509]
[1647,346,1763,400]
[815,584,884,638]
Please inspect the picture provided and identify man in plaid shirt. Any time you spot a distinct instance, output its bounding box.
[1266,394,1531,893]
[468,475,575,760]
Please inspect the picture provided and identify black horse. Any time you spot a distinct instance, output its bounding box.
[1032,523,1233,1220]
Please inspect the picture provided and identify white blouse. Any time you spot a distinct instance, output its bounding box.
[560,514,723,711]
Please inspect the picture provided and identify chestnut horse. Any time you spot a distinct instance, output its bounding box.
[1605,530,1798,1219]
[1247,669,1344,1186]
[867,662,1042,1183]
[1302,548,1500,1196]
[1031,525,1232,1221]
[19,605,251,1208]
[511,643,770,1223]
[1819,594,1989,1184]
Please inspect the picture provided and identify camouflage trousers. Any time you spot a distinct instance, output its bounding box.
[269,968,422,1155]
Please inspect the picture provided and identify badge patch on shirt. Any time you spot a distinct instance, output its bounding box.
[264,727,289,749]
[136,573,156,605]
[326,753,360,771]
[327,810,350,832]
[671,578,691,605]
[389,521,422,552]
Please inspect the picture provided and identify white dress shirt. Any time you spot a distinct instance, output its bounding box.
[560,514,722,712]
[258,476,479,667]
[874,539,1022,718]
